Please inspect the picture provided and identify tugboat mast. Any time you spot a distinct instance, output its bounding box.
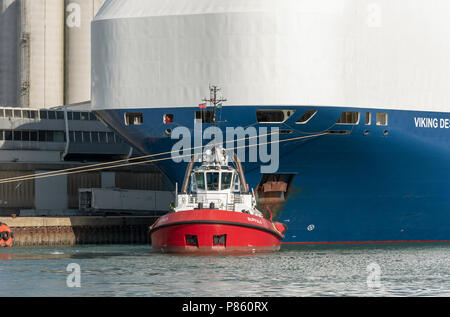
[200,85,227,156]
[203,85,227,111]
[202,85,227,126]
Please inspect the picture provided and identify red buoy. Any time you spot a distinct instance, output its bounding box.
[0,222,14,248]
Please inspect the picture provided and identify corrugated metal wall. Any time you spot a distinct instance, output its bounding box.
[0,171,34,208]
[116,172,164,191]
[67,172,101,208]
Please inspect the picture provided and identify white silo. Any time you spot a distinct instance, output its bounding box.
[64,0,105,105]
[20,0,64,109]
[0,0,20,107]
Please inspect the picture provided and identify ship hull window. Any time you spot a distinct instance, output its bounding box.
[256,110,295,124]
[365,112,372,125]
[125,113,144,126]
[195,110,215,124]
[337,112,360,125]
[163,114,174,124]
[296,110,318,124]
[376,113,388,126]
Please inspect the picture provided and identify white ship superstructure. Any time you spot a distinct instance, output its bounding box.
[92,0,450,114]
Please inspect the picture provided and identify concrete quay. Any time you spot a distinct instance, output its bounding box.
[0,216,159,247]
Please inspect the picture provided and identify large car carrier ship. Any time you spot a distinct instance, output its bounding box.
[91,0,450,244]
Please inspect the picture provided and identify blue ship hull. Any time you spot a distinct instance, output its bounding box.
[96,106,450,244]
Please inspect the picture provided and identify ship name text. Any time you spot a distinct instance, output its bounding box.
[414,117,450,129]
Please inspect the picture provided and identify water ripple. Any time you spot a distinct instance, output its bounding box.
[1,244,450,297]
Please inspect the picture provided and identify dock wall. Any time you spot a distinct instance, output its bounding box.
[0,216,158,247]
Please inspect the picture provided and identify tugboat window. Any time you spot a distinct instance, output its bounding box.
[221,172,233,190]
[185,235,198,247]
[233,175,241,192]
[206,172,220,191]
[195,173,206,190]
[125,113,144,126]
[213,235,227,246]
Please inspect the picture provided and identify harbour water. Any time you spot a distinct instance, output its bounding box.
[1,243,450,297]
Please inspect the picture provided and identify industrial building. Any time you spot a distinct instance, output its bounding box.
[0,0,173,218]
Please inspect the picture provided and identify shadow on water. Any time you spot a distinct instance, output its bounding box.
[0,245,156,261]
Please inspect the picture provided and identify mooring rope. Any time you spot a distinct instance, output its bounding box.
[0,131,329,185]
[0,131,280,184]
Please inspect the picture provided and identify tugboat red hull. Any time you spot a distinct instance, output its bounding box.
[150,210,287,254]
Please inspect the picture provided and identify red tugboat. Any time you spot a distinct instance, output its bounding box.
[150,146,287,254]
